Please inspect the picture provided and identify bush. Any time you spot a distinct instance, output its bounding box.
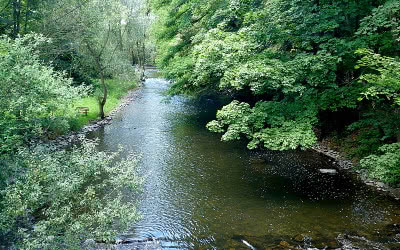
[360,143,400,184]
[0,140,141,249]
[0,34,88,154]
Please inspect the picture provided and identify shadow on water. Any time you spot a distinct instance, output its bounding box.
[88,72,400,249]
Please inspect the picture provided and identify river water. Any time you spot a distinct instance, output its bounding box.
[89,70,400,249]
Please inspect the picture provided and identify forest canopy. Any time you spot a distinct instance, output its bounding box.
[151,0,400,182]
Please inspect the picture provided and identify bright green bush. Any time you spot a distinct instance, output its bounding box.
[360,143,400,184]
[0,34,88,153]
[0,140,141,249]
[355,48,400,106]
[207,99,318,150]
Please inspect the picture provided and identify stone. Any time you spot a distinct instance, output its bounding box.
[279,241,290,248]
[294,234,305,242]
[327,240,340,249]
[319,169,338,174]
[83,239,96,247]
[376,182,385,188]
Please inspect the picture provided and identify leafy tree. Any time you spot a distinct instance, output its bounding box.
[38,0,148,118]
[0,0,43,37]
[357,0,400,54]
[152,0,400,159]
[207,99,318,150]
[355,48,400,106]
[0,34,86,154]
[153,0,375,148]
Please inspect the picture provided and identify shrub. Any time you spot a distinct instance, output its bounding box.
[0,140,141,249]
[360,143,400,184]
[0,34,88,154]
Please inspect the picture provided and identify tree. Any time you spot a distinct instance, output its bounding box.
[152,0,399,151]
[0,33,141,249]
[0,0,43,37]
[38,0,148,119]
[0,34,86,154]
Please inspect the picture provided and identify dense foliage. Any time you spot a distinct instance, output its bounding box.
[0,141,141,249]
[152,0,400,182]
[0,34,86,154]
[0,1,148,248]
[360,143,400,183]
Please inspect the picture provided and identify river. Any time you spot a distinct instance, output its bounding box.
[88,70,400,249]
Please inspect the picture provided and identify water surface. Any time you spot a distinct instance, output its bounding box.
[89,72,400,249]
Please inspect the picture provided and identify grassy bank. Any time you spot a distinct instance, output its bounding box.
[69,78,138,130]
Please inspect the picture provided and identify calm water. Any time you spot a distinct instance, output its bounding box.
[89,71,400,249]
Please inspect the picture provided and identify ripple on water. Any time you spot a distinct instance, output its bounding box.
[88,77,400,249]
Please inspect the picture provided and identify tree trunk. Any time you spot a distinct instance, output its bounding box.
[136,41,142,66]
[118,20,123,51]
[99,71,107,119]
[131,50,136,65]
[142,37,146,72]
[396,109,400,142]
[24,0,32,33]
[12,0,21,38]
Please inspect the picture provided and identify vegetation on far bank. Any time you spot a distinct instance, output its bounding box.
[151,0,400,184]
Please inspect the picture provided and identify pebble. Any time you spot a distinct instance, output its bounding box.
[376,182,385,188]
[294,234,305,242]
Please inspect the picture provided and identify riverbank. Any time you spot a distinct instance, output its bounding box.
[312,141,400,200]
[35,80,142,150]
[70,78,140,130]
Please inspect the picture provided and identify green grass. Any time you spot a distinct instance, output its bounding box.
[69,78,138,130]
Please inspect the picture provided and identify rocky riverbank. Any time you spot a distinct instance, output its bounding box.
[227,231,399,249]
[312,142,400,200]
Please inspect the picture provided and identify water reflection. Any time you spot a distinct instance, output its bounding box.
[89,74,400,249]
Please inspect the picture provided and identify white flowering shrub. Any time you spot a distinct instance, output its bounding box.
[0,140,141,249]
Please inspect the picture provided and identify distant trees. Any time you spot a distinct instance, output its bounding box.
[0,0,42,37]
[1,0,155,118]
[37,0,146,118]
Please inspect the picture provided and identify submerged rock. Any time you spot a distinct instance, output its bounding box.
[319,169,337,174]
[294,234,306,242]
[249,158,266,164]
[279,241,290,247]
